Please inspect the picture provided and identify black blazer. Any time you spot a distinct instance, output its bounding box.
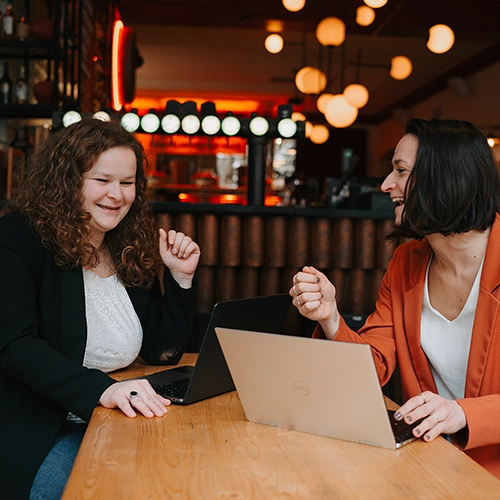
[0,212,196,499]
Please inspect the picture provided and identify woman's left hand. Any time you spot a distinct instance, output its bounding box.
[394,391,467,442]
[159,228,201,288]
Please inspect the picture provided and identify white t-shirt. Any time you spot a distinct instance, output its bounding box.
[420,257,483,400]
[82,268,143,373]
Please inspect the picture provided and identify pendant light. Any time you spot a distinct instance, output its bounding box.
[390,56,413,80]
[282,0,305,12]
[324,95,358,128]
[427,24,455,54]
[265,34,284,54]
[343,83,369,109]
[316,17,345,47]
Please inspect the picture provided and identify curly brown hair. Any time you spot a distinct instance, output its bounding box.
[11,118,161,288]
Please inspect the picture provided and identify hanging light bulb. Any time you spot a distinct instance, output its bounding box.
[265,34,284,54]
[363,0,387,7]
[316,93,334,113]
[292,112,306,122]
[316,17,345,47]
[343,83,369,109]
[324,94,358,128]
[356,6,375,26]
[121,111,140,132]
[390,56,413,80]
[427,24,455,54]
[310,124,329,144]
[282,0,305,12]
[295,66,327,94]
[305,121,314,138]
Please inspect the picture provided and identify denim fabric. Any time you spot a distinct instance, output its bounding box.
[29,420,87,500]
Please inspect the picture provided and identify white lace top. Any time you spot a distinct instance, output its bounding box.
[82,269,143,373]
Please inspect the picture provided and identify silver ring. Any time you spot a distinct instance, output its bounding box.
[293,285,298,295]
[297,298,301,306]
[129,391,139,400]
[419,393,426,405]
[293,274,298,284]
[430,413,439,423]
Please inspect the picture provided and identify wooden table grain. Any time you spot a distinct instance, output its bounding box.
[62,355,500,499]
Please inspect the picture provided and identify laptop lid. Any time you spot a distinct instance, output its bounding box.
[215,328,400,449]
[144,294,292,405]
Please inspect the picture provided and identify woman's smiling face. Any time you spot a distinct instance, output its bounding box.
[381,134,418,225]
[81,147,137,246]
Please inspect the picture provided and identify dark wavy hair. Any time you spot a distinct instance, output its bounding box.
[11,118,161,288]
[393,118,500,239]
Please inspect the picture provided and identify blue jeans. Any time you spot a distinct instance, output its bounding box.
[29,420,87,500]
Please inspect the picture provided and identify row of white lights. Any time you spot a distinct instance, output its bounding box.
[267,0,456,131]
[61,107,301,139]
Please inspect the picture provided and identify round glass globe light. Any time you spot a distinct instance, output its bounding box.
[141,113,160,133]
[324,94,358,128]
[161,114,181,134]
[316,17,345,47]
[282,0,305,12]
[363,0,387,8]
[93,111,111,122]
[427,24,455,54]
[390,56,413,80]
[249,116,270,136]
[317,93,334,113]
[292,112,306,122]
[356,6,375,26]
[62,110,82,128]
[265,34,284,54]
[277,118,298,138]
[181,115,201,134]
[221,116,241,136]
[310,124,329,144]
[343,83,369,109]
[295,66,327,94]
[201,115,221,135]
[121,112,140,132]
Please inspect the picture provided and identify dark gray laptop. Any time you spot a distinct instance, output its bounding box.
[141,294,292,405]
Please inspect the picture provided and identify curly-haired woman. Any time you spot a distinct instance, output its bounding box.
[0,118,200,499]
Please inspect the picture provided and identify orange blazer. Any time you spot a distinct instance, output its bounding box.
[314,213,500,479]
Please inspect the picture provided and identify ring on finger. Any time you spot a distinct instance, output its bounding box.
[129,391,139,400]
[293,285,298,295]
[297,298,301,306]
[430,413,439,423]
[293,274,298,284]
[419,393,426,405]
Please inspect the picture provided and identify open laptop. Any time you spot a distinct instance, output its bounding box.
[141,294,292,405]
[215,328,422,449]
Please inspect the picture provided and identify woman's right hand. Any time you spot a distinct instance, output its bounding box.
[289,266,340,339]
[99,379,171,418]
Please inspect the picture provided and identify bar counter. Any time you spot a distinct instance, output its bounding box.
[153,202,398,318]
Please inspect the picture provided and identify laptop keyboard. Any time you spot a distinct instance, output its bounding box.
[153,379,190,399]
[388,410,422,443]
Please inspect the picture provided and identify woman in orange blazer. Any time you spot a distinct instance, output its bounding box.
[291,118,500,479]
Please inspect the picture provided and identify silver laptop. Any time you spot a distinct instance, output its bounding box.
[215,328,422,449]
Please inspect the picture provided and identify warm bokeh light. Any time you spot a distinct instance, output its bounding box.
[390,56,413,80]
[295,66,327,94]
[324,94,358,128]
[310,124,329,144]
[343,83,369,109]
[316,93,334,113]
[282,0,305,12]
[265,34,284,54]
[356,6,375,26]
[427,24,455,54]
[292,112,306,121]
[305,121,313,138]
[316,17,345,47]
[363,0,387,7]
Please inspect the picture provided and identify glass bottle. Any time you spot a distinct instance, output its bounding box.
[0,61,12,105]
[17,15,29,41]
[15,64,28,104]
[3,4,14,39]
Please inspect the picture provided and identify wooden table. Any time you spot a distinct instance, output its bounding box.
[63,355,500,499]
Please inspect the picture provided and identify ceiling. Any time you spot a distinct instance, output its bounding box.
[116,0,500,125]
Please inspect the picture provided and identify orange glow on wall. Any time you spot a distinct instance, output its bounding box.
[111,20,124,110]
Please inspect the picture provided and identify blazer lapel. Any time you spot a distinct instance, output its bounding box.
[403,242,438,393]
[466,214,500,397]
[60,268,87,362]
